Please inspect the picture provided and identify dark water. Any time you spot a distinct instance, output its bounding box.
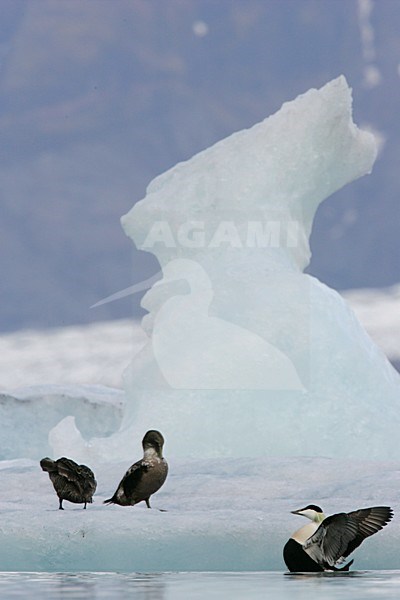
[0,571,399,599]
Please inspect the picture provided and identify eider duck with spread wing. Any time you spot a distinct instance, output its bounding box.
[104,430,168,508]
[40,457,97,510]
[283,504,393,572]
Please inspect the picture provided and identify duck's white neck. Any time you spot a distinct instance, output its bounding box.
[143,447,162,459]
[291,513,326,545]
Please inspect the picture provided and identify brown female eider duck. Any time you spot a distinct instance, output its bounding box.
[40,457,97,510]
[104,430,168,508]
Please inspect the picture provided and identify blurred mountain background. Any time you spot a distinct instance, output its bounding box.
[1,0,399,332]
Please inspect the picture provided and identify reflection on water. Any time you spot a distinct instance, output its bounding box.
[0,573,166,600]
[0,571,400,599]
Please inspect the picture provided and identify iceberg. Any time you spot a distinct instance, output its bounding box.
[1,76,400,572]
[114,75,400,461]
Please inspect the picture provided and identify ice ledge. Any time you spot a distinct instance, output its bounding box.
[0,456,397,571]
[0,385,125,460]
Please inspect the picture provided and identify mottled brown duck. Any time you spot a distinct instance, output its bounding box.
[104,430,168,508]
[40,457,97,510]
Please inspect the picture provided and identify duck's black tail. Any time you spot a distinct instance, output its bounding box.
[334,559,354,572]
[103,496,116,505]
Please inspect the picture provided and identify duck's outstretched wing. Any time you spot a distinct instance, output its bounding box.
[342,506,394,558]
[304,506,393,569]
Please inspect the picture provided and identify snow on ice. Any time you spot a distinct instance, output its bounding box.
[0,456,399,571]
